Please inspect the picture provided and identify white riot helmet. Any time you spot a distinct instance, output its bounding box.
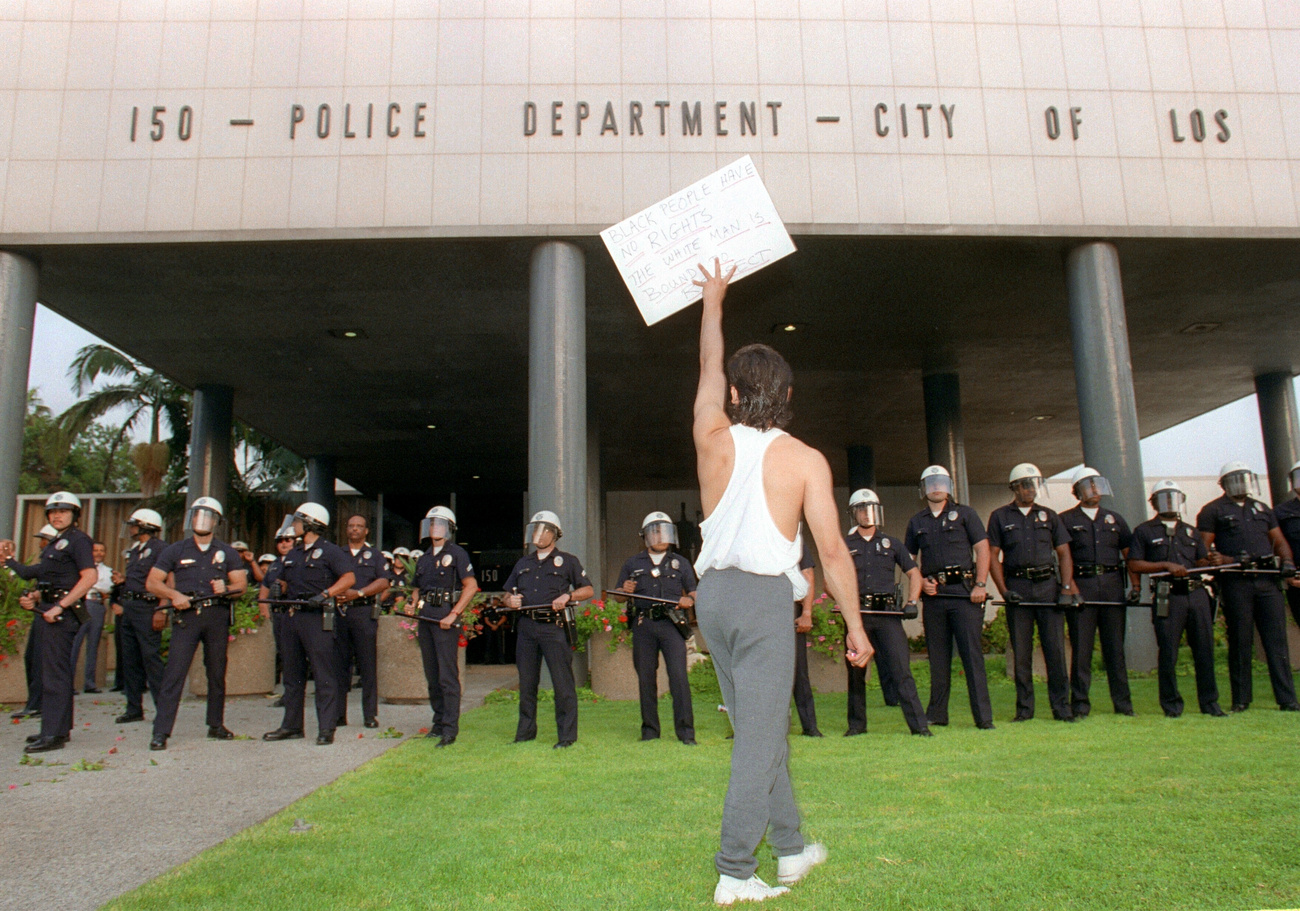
[293,501,330,534]
[126,508,163,533]
[45,491,82,517]
[1009,463,1046,499]
[919,465,952,501]
[393,546,410,557]
[189,496,224,535]
[526,510,563,548]
[1291,459,1300,493]
[258,553,275,565]
[421,506,457,543]
[640,511,679,549]
[848,488,884,528]
[410,549,424,560]
[1218,461,1259,499]
[35,523,57,541]
[1150,479,1186,517]
[1071,467,1113,502]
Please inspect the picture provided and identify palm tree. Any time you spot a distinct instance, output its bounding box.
[58,345,188,497]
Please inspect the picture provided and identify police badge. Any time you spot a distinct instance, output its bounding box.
[312,548,323,559]
[554,556,563,567]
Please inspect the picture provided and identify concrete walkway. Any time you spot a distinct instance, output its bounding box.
[0,664,518,911]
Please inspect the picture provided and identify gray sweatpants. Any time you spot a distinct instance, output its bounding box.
[696,568,805,879]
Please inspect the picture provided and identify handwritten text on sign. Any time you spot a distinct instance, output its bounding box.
[601,156,796,326]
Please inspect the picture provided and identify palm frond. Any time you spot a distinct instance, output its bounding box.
[67,344,138,397]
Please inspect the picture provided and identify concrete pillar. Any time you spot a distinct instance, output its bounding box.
[1065,241,1154,670]
[1254,372,1300,506]
[922,372,969,505]
[0,253,37,539]
[528,241,588,565]
[847,445,875,492]
[306,456,337,519]
[187,384,233,510]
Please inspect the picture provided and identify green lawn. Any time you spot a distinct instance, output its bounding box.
[107,657,1300,911]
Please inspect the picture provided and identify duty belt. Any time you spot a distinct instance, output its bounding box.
[37,586,89,623]
[1168,578,1206,595]
[859,593,897,611]
[121,591,159,605]
[522,608,563,624]
[421,589,454,607]
[1008,565,1056,583]
[1074,564,1121,578]
[930,566,972,586]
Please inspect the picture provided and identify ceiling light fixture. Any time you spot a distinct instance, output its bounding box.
[771,322,807,334]
[426,424,437,430]
[1029,414,1055,422]
[328,328,369,339]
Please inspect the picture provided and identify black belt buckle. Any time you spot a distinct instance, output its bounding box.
[934,567,970,586]
[1016,565,1055,583]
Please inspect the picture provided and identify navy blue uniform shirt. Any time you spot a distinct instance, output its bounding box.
[413,544,475,592]
[1196,495,1277,560]
[279,537,352,600]
[1060,506,1132,567]
[1129,518,1205,569]
[122,536,168,595]
[344,543,387,591]
[1274,497,1300,558]
[616,549,697,611]
[504,549,589,605]
[153,537,245,595]
[846,530,915,595]
[904,502,987,575]
[987,503,1068,570]
[6,526,95,591]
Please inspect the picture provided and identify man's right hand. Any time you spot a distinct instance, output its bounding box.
[19,592,36,611]
[1003,590,1022,606]
[795,612,812,634]
[692,257,737,308]
[0,540,14,560]
[970,586,987,604]
[506,593,523,609]
[1165,562,1188,577]
[171,593,192,610]
[111,603,124,617]
[621,579,637,594]
[845,628,873,668]
[1208,550,1227,566]
[922,577,938,597]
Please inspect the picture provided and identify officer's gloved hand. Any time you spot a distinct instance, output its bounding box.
[1002,590,1022,606]
[308,591,330,604]
[1058,589,1082,608]
[1126,589,1141,605]
[902,601,919,620]
[1282,561,1297,579]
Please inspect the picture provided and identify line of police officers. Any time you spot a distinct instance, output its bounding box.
[9,455,1300,756]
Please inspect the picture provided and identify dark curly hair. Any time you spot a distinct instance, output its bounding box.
[725,344,793,430]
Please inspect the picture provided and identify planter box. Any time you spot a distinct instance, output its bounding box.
[804,646,848,694]
[377,615,465,704]
[74,637,109,692]
[187,627,275,697]
[0,629,29,704]
[588,629,668,701]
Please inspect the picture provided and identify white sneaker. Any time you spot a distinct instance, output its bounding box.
[713,874,790,905]
[776,842,828,884]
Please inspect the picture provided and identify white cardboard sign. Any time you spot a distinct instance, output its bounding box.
[600,156,796,326]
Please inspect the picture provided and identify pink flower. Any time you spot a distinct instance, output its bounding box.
[817,635,825,641]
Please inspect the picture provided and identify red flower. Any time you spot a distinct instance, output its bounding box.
[458,635,468,647]
[618,615,627,623]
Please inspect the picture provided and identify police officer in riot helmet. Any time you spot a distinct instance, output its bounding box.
[113,508,169,725]
[263,502,356,744]
[334,514,390,729]
[8,525,61,719]
[1196,462,1299,712]
[1059,467,1135,716]
[612,511,698,745]
[258,522,297,704]
[904,466,995,729]
[146,497,248,750]
[410,506,478,746]
[503,510,593,748]
[1,492,98,753]
[844,490,930,736]
[1129,481,1226,717]
[1273,459,1300,633]
[987,463,1080,722]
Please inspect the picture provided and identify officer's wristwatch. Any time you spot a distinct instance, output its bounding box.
[972,581,987,589]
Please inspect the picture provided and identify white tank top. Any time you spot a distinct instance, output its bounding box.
[695,424,808,599]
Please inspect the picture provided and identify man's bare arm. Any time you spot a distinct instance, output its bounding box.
[692,259,734,441]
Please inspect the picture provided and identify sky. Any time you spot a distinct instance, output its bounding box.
[27,303,1281,482]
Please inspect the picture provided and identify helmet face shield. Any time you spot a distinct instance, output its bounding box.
[642,521,678,549]
[1010,476,1047,499]
[851,502,884,528]
[1152,489,1185,516]
[274,514,295,539]
[1221,470,1258,499]
[191,506,221,535]
[920,474,952,500]
[528,521,560,548]
[1073,476,1113,501]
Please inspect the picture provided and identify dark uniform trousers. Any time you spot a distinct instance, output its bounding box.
[1066,574,1133,715]
[1218,576,1297,708]
[1153,590,1220,715]
[119,597,165,716]
[417,612,462,738]
[335,609,378,724]
[154,605,229,736]
[1005,577,1071,719]
[271,610,286,683]
[922,586,993,726]
[1288,585,1300,633]
[631,617,694,741]
[22,615,44,713]
[38,607,82,739]
[847,614,927,734]
[515,616,577,742]
[279,610,341,735]
[791,604,818,735]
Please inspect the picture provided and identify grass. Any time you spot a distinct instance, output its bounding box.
[106,654,1300,911]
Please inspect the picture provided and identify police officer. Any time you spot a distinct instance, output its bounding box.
[264,502,356,744]
[844,490,929,736]
[335,514,390,729]
[1128,481,1226,717]
[8,524,59,720]
[503,510,593,748]
[113,508,169,725]
[988,463,1080,722]
[613,511,698,745]
[904,466,994,729]
[791,537,821,737]
[1274,460,1300,632]
[410,506,478,747]
[1059,467,1135,717]
[257,524,297,706]
[1,492,98,753]
[146,497,248,750]
[1196,462,1299,712]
